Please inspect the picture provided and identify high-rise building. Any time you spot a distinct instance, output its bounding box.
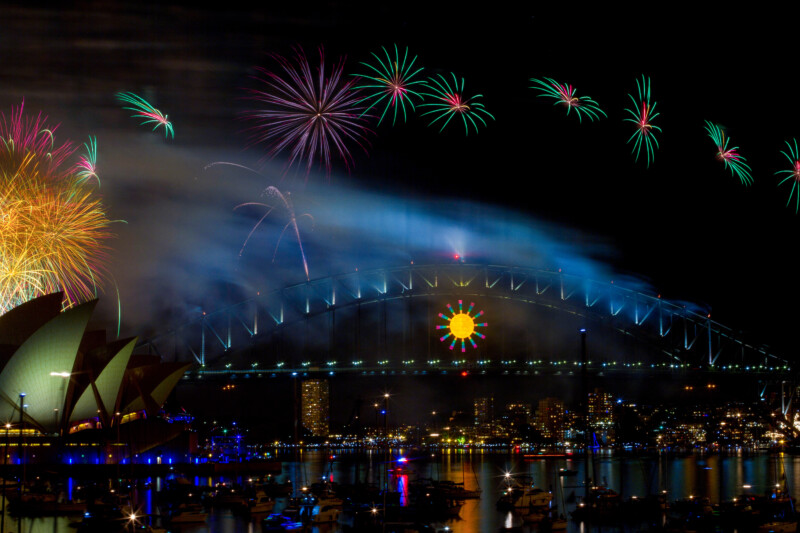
[587,388,614,444]
[500,403,532,440]
[537,397,566,442]
[474,397,494,426]
[474,397,494,438]
[301,379,330,437]
[587,388,613,427]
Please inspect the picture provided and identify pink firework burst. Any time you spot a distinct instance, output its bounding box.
[530,77,606,122]
[704,121,752,185]
[244,46,372,176]
[0,100,76,179]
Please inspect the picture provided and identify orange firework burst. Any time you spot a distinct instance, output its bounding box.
[0,102,113,313]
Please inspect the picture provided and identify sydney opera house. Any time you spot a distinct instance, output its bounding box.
[0,293,191,464]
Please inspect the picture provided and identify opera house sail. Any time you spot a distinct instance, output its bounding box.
[0,293,190,463]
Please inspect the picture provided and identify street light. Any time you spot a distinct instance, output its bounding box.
[382,392,390,521]
[18,393,26,533]
[50,372,76,438]
[383,394,390,439]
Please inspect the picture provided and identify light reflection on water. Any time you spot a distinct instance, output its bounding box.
[2,450,799,532]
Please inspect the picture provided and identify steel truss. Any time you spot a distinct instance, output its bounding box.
[134,264,787,376]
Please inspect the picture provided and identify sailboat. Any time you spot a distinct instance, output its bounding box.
[436,457,482,500]
[542,466,568,530]
[756,454,797,533]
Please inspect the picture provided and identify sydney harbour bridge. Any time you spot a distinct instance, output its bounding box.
[135,263,792,391]
[131,263,800,432]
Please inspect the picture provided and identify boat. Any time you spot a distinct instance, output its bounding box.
[433,480,481,500]
[10,490,87,515]
[557,468,578,477]
[0,478,20,491]
[244,490,275,514]
[310,504,341,523]
[543,515,568,531]
[390,465,413,476]
[515,486,553,509]
[524,448,568,460]
[311,485,344,508]
[142,527,168,533]
[209,483,247,507]
[546,465,569,530]
[522,509,546,523]
[263,513,304,531]
[757,522,798,533]
[571,486,622,520]
[169,504,208,523]
[495,475,535,510]
[76,503,129,532]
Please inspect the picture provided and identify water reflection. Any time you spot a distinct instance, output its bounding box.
[2,451,800,532]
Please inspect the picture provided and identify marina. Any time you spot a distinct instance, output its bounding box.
[1,450,800,532]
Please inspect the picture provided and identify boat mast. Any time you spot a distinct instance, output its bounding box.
[580,328,590,502]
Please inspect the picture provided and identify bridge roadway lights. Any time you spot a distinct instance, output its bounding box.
[186,363,791,380]
[138,264,789,374]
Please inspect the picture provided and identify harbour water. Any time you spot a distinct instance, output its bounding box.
[2,449,798,532]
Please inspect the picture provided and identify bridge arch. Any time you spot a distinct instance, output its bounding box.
[135,264,788,377]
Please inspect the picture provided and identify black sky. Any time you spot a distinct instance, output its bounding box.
[2,3,799,362]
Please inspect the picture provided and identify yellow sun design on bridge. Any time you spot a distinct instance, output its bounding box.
[436,300,487,352]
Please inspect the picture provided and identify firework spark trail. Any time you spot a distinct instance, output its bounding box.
[704,121,753,186]
[0,100,74,178]
[624,75,661,167]
[116,92,174,138]
[0,102,113,313]
[75,135,99,186]
[353,44,426,126]
[418,73,495,135]
[111,276,122,339]
[204,161,265,175]
[244,46,372,176]
[776,139,800,213]
[530,77,606,122]
[235,187,313,281]
[210,162,313,281]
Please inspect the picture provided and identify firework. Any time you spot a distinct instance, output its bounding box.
[244,46,372,175]
[75,136,99,186]
[418,73,494,134]
[0,102,113,313]
[116,92,174,138]
[213,161,313,280]
[624,76,661,166]
[530,77,606,122]
[704,121,753,185]
[0,101,74,178]
[353,44,426,126]
[235,186,313,281]
[776,139,800,213]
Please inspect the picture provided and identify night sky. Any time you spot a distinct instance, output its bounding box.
[3,5,800,427]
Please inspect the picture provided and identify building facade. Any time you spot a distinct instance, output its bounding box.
[474,396,494,439]
[301,379,330,437]
[537,397,566,442]
[588,388,614,444]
